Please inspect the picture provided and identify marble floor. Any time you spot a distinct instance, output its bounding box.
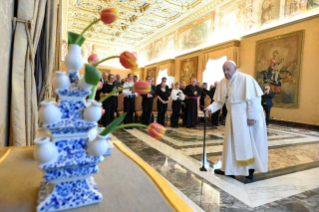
[110,123,319,212]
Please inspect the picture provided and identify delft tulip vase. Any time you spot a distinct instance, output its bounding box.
[35,45,111,212]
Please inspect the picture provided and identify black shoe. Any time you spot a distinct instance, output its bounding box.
[214,169,225,175]
[214,169,235,178]
[245,169,255,180]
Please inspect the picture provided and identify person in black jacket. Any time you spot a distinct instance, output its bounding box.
[156,77,169,91]
[261,86,275,126]
[156,81,170,126]
[200,83,209,111]
[100,74,118,127]
[141,76,156,125]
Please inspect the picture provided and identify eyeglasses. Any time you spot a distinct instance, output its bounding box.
[110,78,115,80]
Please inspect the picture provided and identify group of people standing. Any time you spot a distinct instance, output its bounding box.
[96,72,224,129]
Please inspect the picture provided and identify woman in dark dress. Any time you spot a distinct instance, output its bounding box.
[156,81,170,126]
[100,74,118,126]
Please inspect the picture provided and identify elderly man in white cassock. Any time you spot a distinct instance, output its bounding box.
[204,60,268,180]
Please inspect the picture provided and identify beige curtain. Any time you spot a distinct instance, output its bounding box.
[38,0,58,101]
[10,0,49,146]
[201,44,240,71]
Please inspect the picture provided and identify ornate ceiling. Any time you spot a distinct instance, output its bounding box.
[62,0,224,49]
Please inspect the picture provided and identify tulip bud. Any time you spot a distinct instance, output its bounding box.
[88,54,99,65]
[148,123,165,140]
[101,8,118,25]
[97,81,103,90]
[101,107,105,115]
[133,81,151,95]
[119,51,138,70]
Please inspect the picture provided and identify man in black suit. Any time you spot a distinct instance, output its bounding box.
[141,76,156,125]
[209,81,220,128]
[96,73,108,101]
[261,86,275,126]
[114,74,123,88]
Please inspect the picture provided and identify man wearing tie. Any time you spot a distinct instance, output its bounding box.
[141,76,156,125]
[123,74,137,128]
[261,86,274,126]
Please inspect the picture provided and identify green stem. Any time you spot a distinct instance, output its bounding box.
[75,18,101,44]
[88,86,97,100]
[114,124,147,130]
[98,86,133,103]
[94,56,119,67]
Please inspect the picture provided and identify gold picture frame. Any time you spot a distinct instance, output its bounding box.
[180,57,198,84]
[255,30,304,108]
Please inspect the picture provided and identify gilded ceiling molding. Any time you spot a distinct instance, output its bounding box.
[201,40,240,54]
[137,0,230,49]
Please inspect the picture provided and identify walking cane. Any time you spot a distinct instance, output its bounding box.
[200,112,208,171]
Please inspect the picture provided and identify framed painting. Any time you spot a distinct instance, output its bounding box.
[255,30,304,108]
[178,15,213,51]
[147,67,156,84]
[180,57,198,84]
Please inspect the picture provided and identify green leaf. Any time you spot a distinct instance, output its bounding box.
[100,113,127,136]
[68,32,86,46]
[84,64,102,85]
[114,124,147,130]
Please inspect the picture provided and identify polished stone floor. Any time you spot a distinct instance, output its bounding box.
[110,123,319,212]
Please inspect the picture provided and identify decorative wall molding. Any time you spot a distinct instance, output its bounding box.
[201,40,240,54]
[156,59,175,66]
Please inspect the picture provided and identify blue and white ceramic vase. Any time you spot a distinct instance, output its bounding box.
[35,46,108,212]
[53,71,70,90]
[83,100,102,122]
[64,44,83,86]
[87,134,108,157]
[38,100,61,125]
[33,136,58,164]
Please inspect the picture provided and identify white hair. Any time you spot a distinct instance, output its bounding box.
[224,60,237,68]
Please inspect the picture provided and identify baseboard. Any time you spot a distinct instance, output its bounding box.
[270,119,319,131]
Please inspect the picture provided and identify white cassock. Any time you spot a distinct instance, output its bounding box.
[207,71,268,176]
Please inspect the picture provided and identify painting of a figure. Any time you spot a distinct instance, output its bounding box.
[255,30,304,108]
[180,57,198,84]
[261,0,280,25]
[147,67,156,84]
[179,18,211,51]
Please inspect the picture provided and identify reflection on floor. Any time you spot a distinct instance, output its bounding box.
[111,123,319,211]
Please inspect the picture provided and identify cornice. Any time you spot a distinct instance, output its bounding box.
[201,40,240,54]
[156,59,175,66]
[240,13,319,40]
[144,63,158,68]
[175,49,201,58]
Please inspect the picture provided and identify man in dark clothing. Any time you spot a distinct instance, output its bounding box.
[261,86,274,126]
[95,73,108,101]
[183,78,201,128]
[141,76,156,125]
[209,81,220,127]
[200,83,209,111]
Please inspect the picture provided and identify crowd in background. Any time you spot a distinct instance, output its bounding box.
[97,72,273,129]
[96,73,226,129]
